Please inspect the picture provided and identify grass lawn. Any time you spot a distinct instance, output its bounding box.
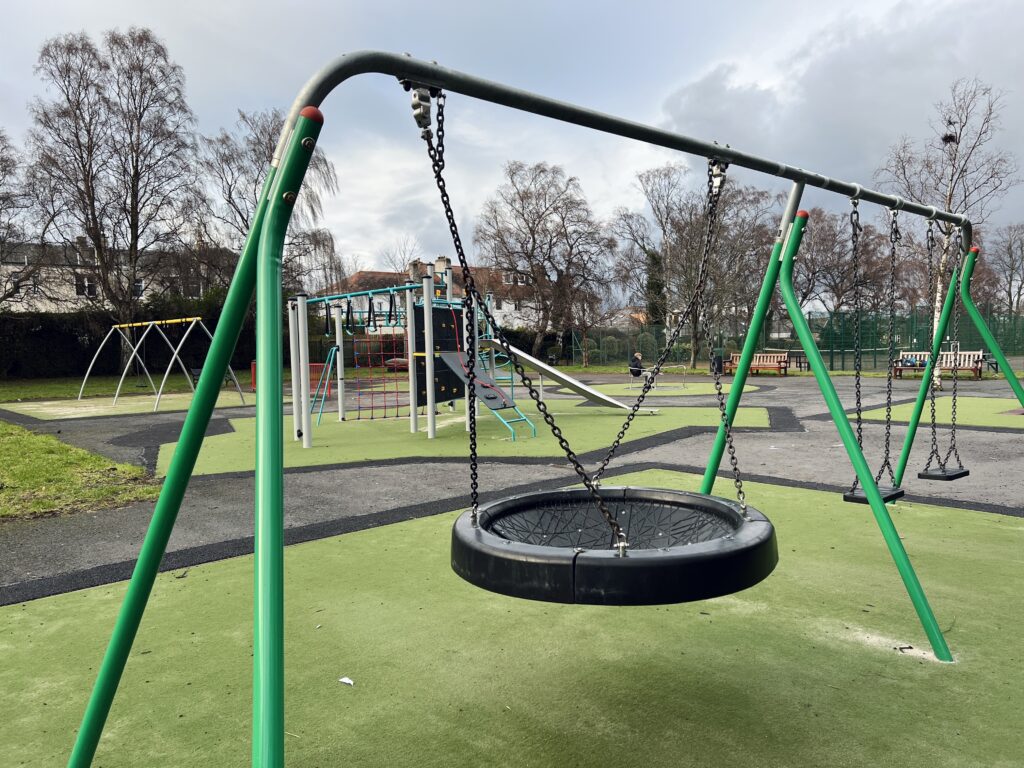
[863,396,1024,429]
[0,371,254,404]
[2,470,1020,766]
[0,390,254,421]
[157,401,770,477]
[0,421,159,519]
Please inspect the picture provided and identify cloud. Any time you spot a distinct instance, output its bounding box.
[658,0,1024,226]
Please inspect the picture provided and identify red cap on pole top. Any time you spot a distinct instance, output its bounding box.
[970,246,980,253]
[299,106,324,124]
[796,210,810,218]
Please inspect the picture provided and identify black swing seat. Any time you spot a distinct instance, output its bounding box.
[451,487,777,606]
[918,467,969,481]
[843,485,905,505]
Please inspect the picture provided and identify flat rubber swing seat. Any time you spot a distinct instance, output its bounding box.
[843,485,905,504]
[918,467,970,481]
[451,486,778,606]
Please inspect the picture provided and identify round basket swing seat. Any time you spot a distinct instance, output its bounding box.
[451,487,778,606]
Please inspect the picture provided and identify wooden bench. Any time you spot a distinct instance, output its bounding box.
[893,351,930,379]
[723,352,789,376]
[939,350,983,379]
[894,350,983,379]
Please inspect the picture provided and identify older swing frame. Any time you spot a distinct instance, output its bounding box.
[67,51,1024,767]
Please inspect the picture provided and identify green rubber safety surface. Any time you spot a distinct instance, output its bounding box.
[1,390,252,421]
[2,472,1020,767]
[578,381,757,398]
[156,403,770,477]
[862,396,1024,430]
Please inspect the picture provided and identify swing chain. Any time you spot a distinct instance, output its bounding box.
[421,91,626,545]
[695,162,746,514]
[593,158,729,485]
[465,293,480,520]
[848,199,864,492]
[924,220,942,470]
[875,209,900,486]
[944,229,964,468]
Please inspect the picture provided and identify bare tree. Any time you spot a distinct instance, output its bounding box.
[988,224,1024,314]
[475,161,613,355]
[876,78,1019,353]
[28,28,196,325]
[612,164,689,327]
[197,108,338,288]
[377,233,424,275]
[0,130,36,310]
[793,208,889,316]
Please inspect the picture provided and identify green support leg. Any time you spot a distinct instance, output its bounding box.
[253,107,324,768]
[701,182,804,493]
[892,255,963,487]
[779,211,953,663]
[67,171,278,767]
[961,247,1024,407]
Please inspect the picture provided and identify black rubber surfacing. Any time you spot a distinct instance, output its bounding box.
[450,487,778,606]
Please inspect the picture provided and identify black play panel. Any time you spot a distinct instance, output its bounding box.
[415,356,463,404]
[843,485,905,504]
[918,467,970,481]
[414,304,463,354]
[451,487,778,606]
[413,303,466,404]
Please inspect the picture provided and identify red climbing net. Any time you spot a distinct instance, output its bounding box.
[352,331,408,419]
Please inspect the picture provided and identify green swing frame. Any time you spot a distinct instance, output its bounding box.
[65,51,1024,767]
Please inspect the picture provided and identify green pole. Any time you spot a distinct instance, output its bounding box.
[253,106,324,768]
[892,256,962,487]
[67,174,278,767]
[701,182,803,494]
[779,211,953,663]
[961,247,1024,406]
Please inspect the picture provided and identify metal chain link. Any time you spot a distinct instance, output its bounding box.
[923,219,942,471]
[944,229,964,469]
[848,200,864,494]
[874,210,900,486]
[695,165,747,513]
[464,292,480,514]
[593,159,729,486]
[420,91,628,547]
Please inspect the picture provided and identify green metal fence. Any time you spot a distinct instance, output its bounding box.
[570,307,1024,371]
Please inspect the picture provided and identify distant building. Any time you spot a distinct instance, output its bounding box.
[0,237,237,314]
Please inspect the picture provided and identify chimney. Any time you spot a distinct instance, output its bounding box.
[434,256,449,281]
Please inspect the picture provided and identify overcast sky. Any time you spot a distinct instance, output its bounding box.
[2,0,1022,267]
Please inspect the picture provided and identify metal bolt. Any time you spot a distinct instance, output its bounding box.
[301,137,315,151]
[283,191,297,205]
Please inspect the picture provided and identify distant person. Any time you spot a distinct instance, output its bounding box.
[629,352,644,377]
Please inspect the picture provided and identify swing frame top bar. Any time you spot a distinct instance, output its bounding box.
[306,282,419,305]
[273,50,972,238]
[112,316,202,329]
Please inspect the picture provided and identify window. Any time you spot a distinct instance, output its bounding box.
[495,297,503,310]
[502,272,513,285]
[11,277,20,295]
[513,300,522,311]
[75,274,98,297]
[133,278,145,298]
